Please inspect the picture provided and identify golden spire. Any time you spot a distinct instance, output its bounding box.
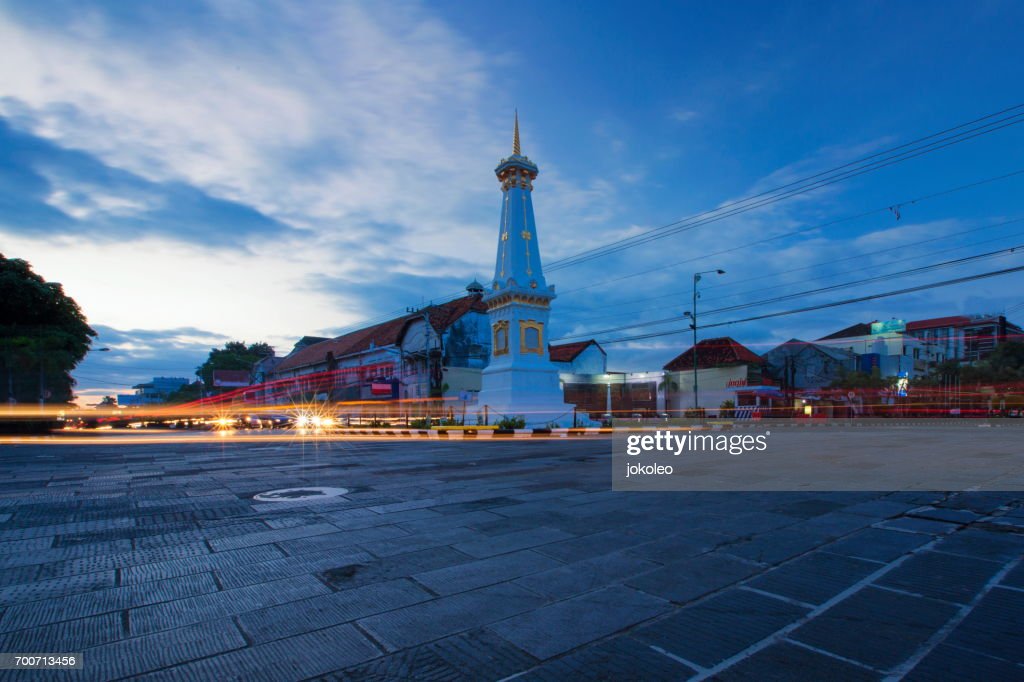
[513,109,521,155]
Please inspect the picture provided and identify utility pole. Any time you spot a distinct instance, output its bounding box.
[685,269,725,414]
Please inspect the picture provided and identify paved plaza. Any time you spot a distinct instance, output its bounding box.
[0,432,1022,680]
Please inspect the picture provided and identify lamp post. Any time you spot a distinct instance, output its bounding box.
[684,269,725,414]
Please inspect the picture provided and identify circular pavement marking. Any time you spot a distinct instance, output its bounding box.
[253,486,349,502]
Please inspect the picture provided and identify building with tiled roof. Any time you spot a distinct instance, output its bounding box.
[661,337,769,414]
[549,340,606,374]
[266,284,490,405]
[663,337,763,372]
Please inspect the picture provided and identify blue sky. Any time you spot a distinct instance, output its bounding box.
[1,1,1023,402]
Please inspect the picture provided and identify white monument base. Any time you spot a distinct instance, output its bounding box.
[477,365,575,428]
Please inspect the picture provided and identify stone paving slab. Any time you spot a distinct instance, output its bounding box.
[747,551,881,605]
[789,586,959,670]
[824,526,932,562]
[627,552,762,605]
[80,618,247,681]
[876,550,1005,604]
[129,574,331,636]
[0,571,219,632]
[331,627,537,682]
[711,641,881,681]
[488,585,670,660]
[941,585,1024,664]
[514,550,660,601]
[137,622,382,682]
[356,583,547,651]
[0,569,117,607]
[413,549,561,596]
[634,588,810,668]
[0,436,1021,679]
[236,579,432,645]
[516,636,695,680]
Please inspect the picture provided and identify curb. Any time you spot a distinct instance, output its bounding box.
[335,427,613,438]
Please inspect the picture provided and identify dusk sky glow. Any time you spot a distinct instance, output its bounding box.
[2,1,1023,403]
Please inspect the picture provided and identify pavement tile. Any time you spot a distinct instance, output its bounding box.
[839,498,919,519]
[357,583,547,651]
[908,506,983,524]
[0,571,219,632]
[516,636,694,681]
[216,546,374,589]
[489,585,669,660]
[796,511,877,539]
[824,527,931,562]
[121,544,286,584]
[530,529,648,563]
[0,570,117,607]
[876,517,960,535]
[627,552,761,604]
[129,574,331,636]
[790,586,958,670]
[399,510,505,534]
[1002,561,1024,589]
[515,551,660,600]
[318,546,472,591]
[453,527,574,559]
[82,618,247,681]
[714,642,881,681]
[931,527,1024,562]
[413,549,561,596]
[0,611,123,652]
[771,498,848,519]
[137,623,382,682]
[626,529,729,563]
[237,579,432,644]
[276,525,409,556]
[330,628,536,681]
[942,586,1024,663]
[360,526,487,558]
[877,550,1004,604]
[634,588,809,668]
[208,522,342,552]
[719,527,829,565]
[748,551,880,605]
[905,643,1024,680]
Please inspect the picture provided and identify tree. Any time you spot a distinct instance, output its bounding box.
[197,341,274,393]
[0,254,96,404]
[165,381,203,405]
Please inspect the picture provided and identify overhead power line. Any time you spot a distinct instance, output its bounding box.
[547,104,1024,272]
[593,265,1024,346]
[559,168,1024,297]
[554,243,1024,341]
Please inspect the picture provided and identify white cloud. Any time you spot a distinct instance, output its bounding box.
[670,108,698,123]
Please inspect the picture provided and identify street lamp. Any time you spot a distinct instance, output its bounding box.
[685,269,725,414]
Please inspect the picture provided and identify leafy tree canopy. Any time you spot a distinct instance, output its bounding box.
[1,254,96,403]
[916,341,1024,386]
[197,341,274,389]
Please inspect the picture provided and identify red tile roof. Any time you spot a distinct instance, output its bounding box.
[905,315,975,331]
[275,294,487,373]
[549,340,604,363]
[663,337,762,371]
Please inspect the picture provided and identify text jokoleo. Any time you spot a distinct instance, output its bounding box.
[625,462,673,478]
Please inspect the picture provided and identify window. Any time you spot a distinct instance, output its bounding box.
[519,320,544,355]
[493,321,510,356]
